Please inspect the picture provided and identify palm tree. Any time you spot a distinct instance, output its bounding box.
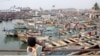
[92,2,100,10]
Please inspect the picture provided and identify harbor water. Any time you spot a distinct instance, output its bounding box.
[0,19,27,55]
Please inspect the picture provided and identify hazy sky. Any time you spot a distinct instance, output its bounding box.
[0,0,100,10]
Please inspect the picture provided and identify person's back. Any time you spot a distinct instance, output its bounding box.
[27,46,37,56]
[27,37,37,56]
[27,37,43,56]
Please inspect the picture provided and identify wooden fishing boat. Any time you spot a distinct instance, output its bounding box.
[4,29,17,37]
[17,32,27,43]
[17,31,49,43]
[14,22,27,29]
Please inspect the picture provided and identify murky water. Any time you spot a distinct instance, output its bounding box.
[0,19,27,55]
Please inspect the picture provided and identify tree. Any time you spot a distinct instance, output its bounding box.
[93,2,100,10]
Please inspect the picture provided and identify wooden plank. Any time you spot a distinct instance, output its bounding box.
[57,40,67,45]
[51,41,61,46]
[64,39,73,43]
[45,43,54,47]
[68,38,78,42]
[78,42,84,46]
[84,43,92,47]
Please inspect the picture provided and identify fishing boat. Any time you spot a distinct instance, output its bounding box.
[4,29,17,37]
[14,22,27,29]
[72,45,100,55]
[17,30,49,43]
[18,33,49,43]
[17,32,27,42]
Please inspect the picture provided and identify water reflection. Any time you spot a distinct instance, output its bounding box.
[4,36,19,44]
[4,36,27,49]
[20,43,27,49]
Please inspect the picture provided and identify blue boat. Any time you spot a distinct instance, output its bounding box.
[4,29,17,37]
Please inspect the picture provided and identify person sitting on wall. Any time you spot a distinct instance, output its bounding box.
[27,37,52,56]
[27,37,37,56]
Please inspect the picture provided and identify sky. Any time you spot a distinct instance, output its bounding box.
[0,0,100,10]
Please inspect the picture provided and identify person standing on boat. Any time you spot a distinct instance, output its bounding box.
[96,30,100,39]
[79,30,85,41]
